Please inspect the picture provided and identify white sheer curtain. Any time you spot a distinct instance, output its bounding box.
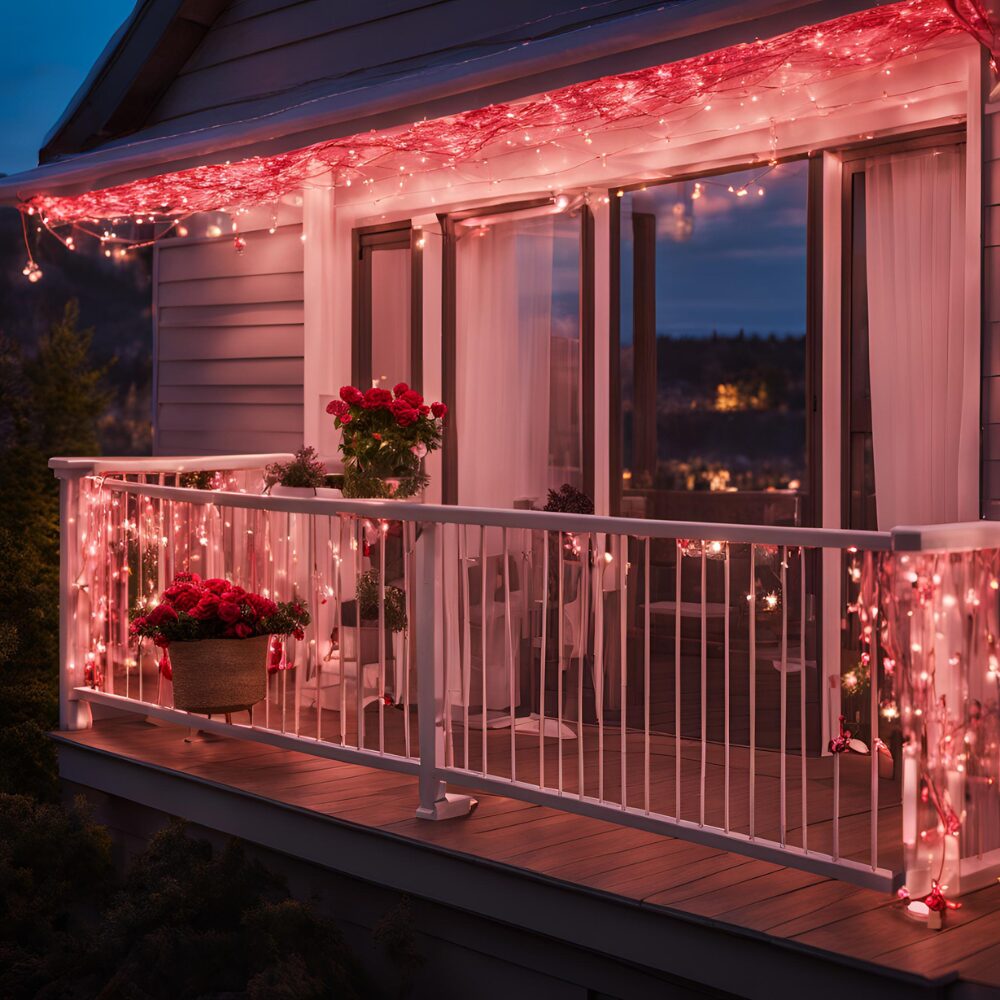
[456,217,554,507]
[865,147,978,528]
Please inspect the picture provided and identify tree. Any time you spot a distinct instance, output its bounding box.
[0,299,113,799]
[21,298,112,458]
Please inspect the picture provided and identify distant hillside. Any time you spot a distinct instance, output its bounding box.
[0,207,153,454]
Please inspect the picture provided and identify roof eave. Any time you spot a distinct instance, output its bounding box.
[0,0,888,205]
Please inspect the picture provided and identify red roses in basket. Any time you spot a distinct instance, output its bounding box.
[129,572,310,648]
[326,382,446,498]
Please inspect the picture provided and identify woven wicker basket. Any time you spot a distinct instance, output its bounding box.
[169,635,269,715]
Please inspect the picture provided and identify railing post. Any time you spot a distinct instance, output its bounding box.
[414,521,476,820]
[53,466,93,731]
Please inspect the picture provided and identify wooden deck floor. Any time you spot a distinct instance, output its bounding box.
[57,717,1000,996]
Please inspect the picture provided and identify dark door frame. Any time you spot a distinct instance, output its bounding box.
[439,198,596,505]
[351,220,423,391]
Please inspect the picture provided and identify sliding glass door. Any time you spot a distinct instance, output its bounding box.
[613,159,818,527]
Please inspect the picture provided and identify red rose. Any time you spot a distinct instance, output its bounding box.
[327,399,350,419]
[190,594,221,620]
[292,626,305,641]
[392,382,409,397]
[400,389,423,408]
[158,652,172,679]
[202,578,230,595]
[362,387,392,409]
[390,401,418,426]
[146,604,179,628]
[372,432,382,441]
[247,594,277,619]
[171,588,201,613]
[220,588,246,604]
[218,601,242,624]
[431,402,448,419]
[234,622,254,638]
[419,404,430,415]
[340,385,364,405]
[340,412,352,424]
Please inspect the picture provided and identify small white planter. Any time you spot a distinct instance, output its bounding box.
[315,487,343,499]
[268,485,320,498]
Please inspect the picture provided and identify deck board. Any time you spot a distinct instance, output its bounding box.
[57,717,1000,993]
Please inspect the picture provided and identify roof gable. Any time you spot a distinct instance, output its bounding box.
[41,0,229,162]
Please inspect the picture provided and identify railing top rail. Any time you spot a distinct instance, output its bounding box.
[49,454,292,476]
[91,475,897,550]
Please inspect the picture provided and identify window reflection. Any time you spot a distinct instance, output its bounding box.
[619,161,809,524]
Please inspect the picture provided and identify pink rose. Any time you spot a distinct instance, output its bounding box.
[411,442,428,458]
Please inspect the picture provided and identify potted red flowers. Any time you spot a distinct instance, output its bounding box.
[326,382,447,499]
[130,573,310,716]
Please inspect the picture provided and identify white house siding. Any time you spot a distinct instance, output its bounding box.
[153,208,304,455]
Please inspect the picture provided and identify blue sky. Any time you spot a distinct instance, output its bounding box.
[622,159,808,338]
[0,2,134,176]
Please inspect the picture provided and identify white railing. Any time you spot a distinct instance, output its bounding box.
[52,457,1000,896]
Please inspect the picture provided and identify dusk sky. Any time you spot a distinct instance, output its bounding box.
[0,2,133,176]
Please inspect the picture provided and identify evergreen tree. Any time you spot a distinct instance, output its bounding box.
[0,300,112,796]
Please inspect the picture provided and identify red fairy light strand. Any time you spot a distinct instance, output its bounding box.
[21,0,967,228]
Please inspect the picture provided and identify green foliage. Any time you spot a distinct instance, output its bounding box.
[178,470,218,490]
[356,570,407,633]
[265,446,326,489]
[21,300,113,458]
[0,794,114,997]
[342,466,428,500]
[0,814,374,999]
[374,896,425,999]
[0,301,113,808]
[543,483,594,515]
[57,822,369,1000]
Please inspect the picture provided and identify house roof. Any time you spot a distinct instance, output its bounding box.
[2,0,897,203]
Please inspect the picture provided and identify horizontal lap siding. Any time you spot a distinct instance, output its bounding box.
[147,0,655,131]
[154,223,304,455]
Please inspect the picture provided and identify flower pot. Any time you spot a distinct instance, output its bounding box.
[269,484,318,498]
[169,635,270,715]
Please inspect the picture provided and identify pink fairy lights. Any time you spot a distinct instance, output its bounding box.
[19,0,969,244]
